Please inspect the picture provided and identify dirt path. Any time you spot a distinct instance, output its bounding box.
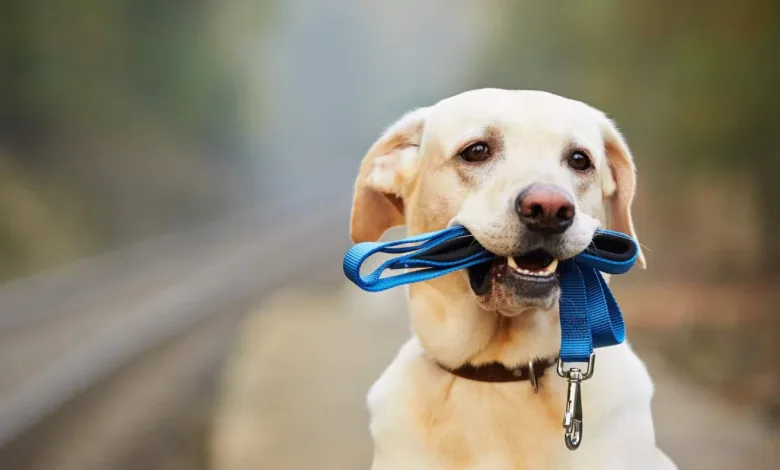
[211,284,779,470]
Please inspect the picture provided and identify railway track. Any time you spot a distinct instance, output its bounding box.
[0,205,348,463]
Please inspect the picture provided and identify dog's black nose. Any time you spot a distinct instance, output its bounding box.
[515,184,575,235]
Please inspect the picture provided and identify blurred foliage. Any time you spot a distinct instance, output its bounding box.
[480,0,780,278]
[0,0,271,280]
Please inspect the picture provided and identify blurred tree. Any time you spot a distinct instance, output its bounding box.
[0,0,273,279]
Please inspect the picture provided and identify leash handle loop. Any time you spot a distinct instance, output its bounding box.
[343,226,493,292]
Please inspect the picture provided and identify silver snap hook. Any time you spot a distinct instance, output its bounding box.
[557,354,595,450]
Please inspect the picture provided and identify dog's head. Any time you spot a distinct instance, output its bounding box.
[351,89,644,318]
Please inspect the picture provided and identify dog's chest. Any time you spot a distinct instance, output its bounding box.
[421,377,581,469]
[370,370,617,470]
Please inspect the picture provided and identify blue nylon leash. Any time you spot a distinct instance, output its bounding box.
[342,226,494,292]
[342,225,638,450]
[343,226,636,362]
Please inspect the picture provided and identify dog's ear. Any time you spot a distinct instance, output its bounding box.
[350,108,429,243]
[600,117,647,268]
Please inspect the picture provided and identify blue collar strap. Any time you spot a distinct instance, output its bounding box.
[343,226,638,363]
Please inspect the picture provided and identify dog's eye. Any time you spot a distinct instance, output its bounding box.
[567,151,592,171]
[459,142,491,163]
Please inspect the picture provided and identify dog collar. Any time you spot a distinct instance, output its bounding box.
[439,356,558,391]
[343,225,639,450]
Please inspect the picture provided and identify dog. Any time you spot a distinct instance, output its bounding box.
[350,89,678,470]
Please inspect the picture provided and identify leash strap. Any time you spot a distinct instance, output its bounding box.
[557,229,635,362]
[342,226,494,292]
[342,227,637,359]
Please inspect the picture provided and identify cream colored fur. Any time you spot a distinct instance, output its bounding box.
[351,89,677,470]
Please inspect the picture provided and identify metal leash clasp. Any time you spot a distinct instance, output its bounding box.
[556,354,595,450]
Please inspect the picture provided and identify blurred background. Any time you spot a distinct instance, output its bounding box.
[0,0,778,469]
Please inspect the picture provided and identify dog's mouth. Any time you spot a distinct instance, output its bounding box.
[468,249,561,299]
[506,250,559,277]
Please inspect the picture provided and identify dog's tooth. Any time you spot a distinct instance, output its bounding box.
[507,256,518,270]
[545,259,559,274]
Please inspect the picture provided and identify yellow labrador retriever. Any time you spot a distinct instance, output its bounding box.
[351,89,677,470]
